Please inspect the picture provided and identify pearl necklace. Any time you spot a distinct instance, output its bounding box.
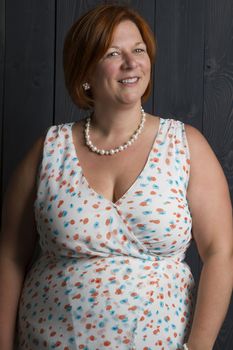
[84,107,146,155]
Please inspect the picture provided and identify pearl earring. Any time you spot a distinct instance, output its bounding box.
[82,82,90,90]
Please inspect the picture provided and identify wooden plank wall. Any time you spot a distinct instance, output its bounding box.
[1,0,55,193]
[0,0,233,348]
[0,0,5,213]
[202,1,233,347]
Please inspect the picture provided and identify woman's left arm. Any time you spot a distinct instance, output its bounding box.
[185,124,233,350]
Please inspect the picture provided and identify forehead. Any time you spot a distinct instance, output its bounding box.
[110,20,143,44]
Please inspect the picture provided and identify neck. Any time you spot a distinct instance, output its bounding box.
[84,105,146,156]
[90,103,143,139]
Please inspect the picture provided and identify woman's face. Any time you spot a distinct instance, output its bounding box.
[89,20,151,108]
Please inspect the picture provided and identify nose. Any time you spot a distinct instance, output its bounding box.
[121,52,138,70]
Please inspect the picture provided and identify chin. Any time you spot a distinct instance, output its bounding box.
[120,95,145,105]
[119,90,145,101]
[116,99,141,107]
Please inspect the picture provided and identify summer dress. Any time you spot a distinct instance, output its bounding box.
[17,117,195,350]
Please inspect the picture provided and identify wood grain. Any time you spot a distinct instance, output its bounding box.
[154,0,205,129]
[203,0,233,347]
[203,0,233,201]
[0,0,5,217]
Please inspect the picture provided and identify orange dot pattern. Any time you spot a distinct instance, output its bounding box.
[17,118,195,349]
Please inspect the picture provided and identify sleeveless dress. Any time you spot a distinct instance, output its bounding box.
[17,117,195,350]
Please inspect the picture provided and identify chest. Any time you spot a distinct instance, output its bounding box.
[72,120,159,203]
[36,120,192,260]
[81,148,151,203]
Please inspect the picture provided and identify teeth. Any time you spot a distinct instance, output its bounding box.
[120,77,138,84]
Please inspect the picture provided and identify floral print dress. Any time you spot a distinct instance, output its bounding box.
[17,117,195,350]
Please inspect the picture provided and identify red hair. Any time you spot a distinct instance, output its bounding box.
[63,4,157,109]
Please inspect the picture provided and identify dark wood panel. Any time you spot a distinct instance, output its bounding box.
[203,0,233,200]
[55,0,96,125]
[0,0,232,348]
[154,0,205,129]
[203,1,233,348]
[55,0,156,124]
[154,0,205,292]
[0,0,5,213]
[2,0,55,192]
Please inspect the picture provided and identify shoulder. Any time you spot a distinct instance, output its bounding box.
[147,114,186,131]
[183,123,225,178]
[36,122,76,154]
[151,117,225,180]
[184,123,207,146]
[5,121,76,196]
[44,122,74,138]
[6,122,67,192]
[183,123,229,200]
[183,123,219,167]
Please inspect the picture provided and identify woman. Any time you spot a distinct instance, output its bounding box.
[0,4,232,350]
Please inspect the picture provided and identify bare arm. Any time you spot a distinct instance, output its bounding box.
[185,125,233,350]
[0,136,44,350]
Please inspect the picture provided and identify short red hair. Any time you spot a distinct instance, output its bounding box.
[63,4,157,109]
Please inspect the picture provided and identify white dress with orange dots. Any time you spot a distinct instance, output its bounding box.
[17,117,195,350]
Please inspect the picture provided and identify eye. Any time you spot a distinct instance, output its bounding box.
[134,48,146,54]
[106,51,120,58]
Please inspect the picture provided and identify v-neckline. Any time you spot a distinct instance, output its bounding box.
[69,117,163,206]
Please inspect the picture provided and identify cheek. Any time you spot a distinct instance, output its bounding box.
[145,58,151,74]
[106,66,119,81]
[98,63,118,81]
[91,64,119,98]
[139,57,151,78]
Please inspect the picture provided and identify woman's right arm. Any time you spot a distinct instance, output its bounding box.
[0,135,45,350]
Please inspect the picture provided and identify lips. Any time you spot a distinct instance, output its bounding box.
[118,77,140,84]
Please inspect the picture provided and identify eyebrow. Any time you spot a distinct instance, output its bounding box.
[108,41,146,49]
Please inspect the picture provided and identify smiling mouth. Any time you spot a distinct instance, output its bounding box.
[118,77,139,84]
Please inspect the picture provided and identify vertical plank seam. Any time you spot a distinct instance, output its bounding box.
[199,0,208,288]
[202,0,207,134]
[153,0,157,116]
[0,0,6,216]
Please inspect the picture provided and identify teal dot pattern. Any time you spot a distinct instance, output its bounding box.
[17,118,195,350]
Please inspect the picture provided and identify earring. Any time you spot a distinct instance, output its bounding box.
[82,82,90,90]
